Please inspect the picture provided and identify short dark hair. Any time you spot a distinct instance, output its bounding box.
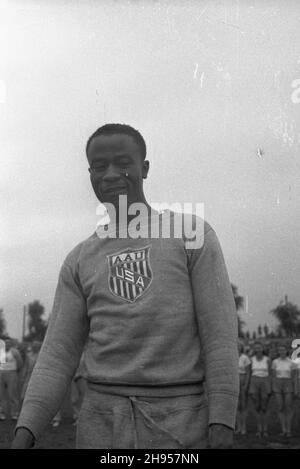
[278,344,287,350]
[86,123,147,160]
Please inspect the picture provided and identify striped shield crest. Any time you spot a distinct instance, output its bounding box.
[107,245,153,303]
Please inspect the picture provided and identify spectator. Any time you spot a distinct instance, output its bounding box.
[0,339,23,420]
[249,342,272,437]
[20,341,42,402]
[272,345,296,437]
[236,343,251,435]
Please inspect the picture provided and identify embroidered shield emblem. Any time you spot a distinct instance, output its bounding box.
[107,245,153,303]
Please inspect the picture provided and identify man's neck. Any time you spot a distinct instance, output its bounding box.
[106,199,152,228]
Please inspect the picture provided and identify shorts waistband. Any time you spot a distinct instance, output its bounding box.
[86,381,204,397]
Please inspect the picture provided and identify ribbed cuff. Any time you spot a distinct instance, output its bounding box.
[14,426,36,448]
[16,402,53,441]
[208,392,238,430]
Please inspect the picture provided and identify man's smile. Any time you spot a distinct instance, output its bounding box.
[102,185,127,194]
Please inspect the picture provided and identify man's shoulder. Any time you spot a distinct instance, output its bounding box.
[166,210,214,247]
[64,232,97,266]
[168,210,213,232]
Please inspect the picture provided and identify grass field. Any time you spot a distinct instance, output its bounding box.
[1,395,300,449]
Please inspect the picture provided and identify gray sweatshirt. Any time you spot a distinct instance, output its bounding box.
[17,211,238,439]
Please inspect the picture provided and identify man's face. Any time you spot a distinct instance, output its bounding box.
[87,133,149,206]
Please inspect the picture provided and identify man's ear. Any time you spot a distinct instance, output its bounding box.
[142,160,149,179]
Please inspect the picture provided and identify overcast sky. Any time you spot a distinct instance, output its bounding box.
[1,0,300,339]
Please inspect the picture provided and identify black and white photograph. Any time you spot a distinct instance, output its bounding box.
[1,0,300,451]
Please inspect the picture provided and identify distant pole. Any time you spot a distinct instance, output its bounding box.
[245,294,249,316]
[22,305,26,341]
[284,295,288,305]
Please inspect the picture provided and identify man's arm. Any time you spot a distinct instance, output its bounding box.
[12,260,89,448]
[11,428,35,449]
[208,424,234,449]
[187,226,239,448]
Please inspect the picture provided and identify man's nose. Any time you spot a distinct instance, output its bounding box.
[102,165,121,181]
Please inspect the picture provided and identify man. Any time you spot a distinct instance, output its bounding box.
[12,123,238,449]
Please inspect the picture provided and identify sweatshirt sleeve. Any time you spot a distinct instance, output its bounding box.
[16,260,89,440]
[187,227,239,429]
